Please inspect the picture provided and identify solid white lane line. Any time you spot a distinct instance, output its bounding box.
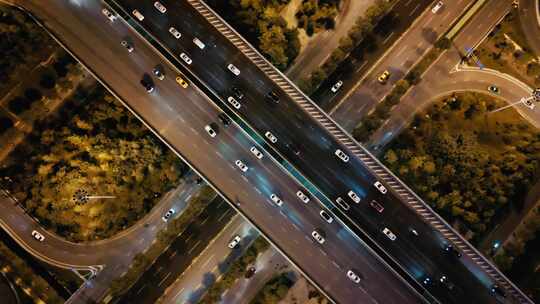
[158,272,172,286]
[188,240,202,254]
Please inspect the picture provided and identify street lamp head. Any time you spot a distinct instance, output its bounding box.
[533,88,540,102]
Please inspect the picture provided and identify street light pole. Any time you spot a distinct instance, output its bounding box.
[490,88,540,114]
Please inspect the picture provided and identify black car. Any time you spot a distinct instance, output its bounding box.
[266,91,279,104]
[153,65,165,80]
[140,75,154,93]
[218,113,231,126]
[491,285,506,298]
[232,87,244,100]
[444,244,462,258]
[245,267,256,278]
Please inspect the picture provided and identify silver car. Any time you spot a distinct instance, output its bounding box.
[312,229,325,244]
[331,80,343,93]
[169,27,181,39]
[335,149,349,162]
[347,270,362,284]
[265,131,277,143]
[180,52,192,65]
[320,210,333,223]
[348,190,361,203]
[31,230,45,242]
[227,63,240,76]
[270,193,283,207]
[235,160,248,172]
[382,227,397,241]
[101,8,117,22]
[154,1,167,13]
[228,235,241,249]
[132,9,144,21]
[374,181,387,194]
[227,96,241,109]
[296,190,310,203]
[250,146,263,159]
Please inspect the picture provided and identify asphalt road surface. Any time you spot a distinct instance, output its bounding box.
[312,0,435,111]
[330,0,475,131]
[14,0,424,303]
[119,197,234,304]
[368,0,540,148]
[112,0,522,303]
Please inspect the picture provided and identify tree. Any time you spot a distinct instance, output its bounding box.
[8,96,32,114]
[39,70,57,89]
[0,116,13,133]
[24,87,42,102]
[435,37,452,50]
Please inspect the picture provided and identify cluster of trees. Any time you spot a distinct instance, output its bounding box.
[295,0,340,36]
[109,186,215,297]
[352,39,450,142]
[0,87,188,242]
[6,51,76,116]
[199,237,270,303]
[382,92,540,236]
[250,273,294,304]
[0,115,13,135]
[206,0,300,70]
[299,0,393,94]
[0,240,64,303]
[495,206,540,272]
[0,6,55,91]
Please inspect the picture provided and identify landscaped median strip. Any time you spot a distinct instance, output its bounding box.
[197,237,270,304]
[106,185,216,299]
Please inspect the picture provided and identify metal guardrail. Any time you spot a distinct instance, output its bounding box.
[186,1,533,303]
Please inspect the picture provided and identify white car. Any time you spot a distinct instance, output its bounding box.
[432,1,443,13]
[335,197,350,211]
[348,190,361,203]
[270,193,283,207]
[101,8,117,22]
[311,230,325,244]
[193,38,205,49]
[132,9,144,21]
[154,1,167,13]
[250,146,263,159]
[331,80,343,93]
[319,210,333,223]
[227,96,241,109]
[335,149,349,162]
[31,230,45,242]
[347,270,362,284]
[204,124,217,137]
[169,27,181,39]
[265,131,277,143]
[162,208,175,222]
[235,160,248,172]
[296,190,310,203]
[120,40,134,53]
[180,52,192,65]
[227,63,240,76]
[523,98,535,109]
[374,181,387,194]
[228,235,241,249]
[382,227,397,241]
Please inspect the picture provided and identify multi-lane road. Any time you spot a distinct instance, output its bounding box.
[12,0,425,303]
[3,0,533,303]
[111,0,528,303]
